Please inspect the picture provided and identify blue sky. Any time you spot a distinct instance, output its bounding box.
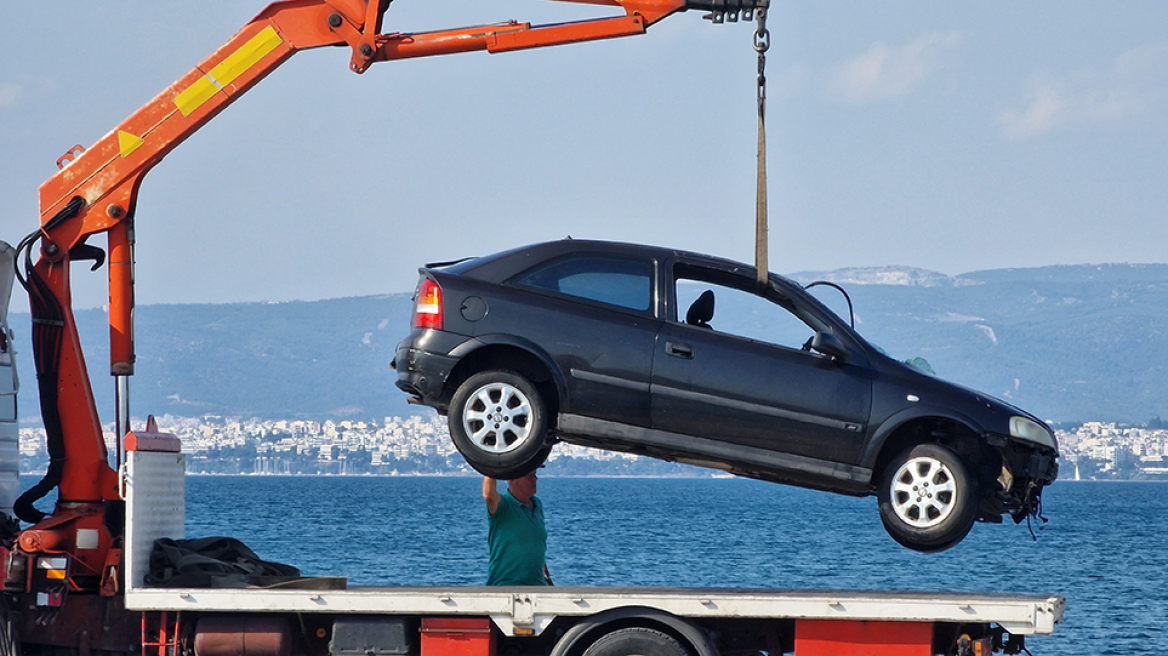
[2,1,1166,309]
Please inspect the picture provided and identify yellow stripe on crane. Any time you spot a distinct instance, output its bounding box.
[174,26,284,117]
[118,131,145,158]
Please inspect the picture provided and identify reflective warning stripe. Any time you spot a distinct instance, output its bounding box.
[174,77,220,118]
[118,131,145,158]
[174,26,283,117]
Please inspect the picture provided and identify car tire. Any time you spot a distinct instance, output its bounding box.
[449,370,550,479]
[582,627,692,656]
[877,443,978,553]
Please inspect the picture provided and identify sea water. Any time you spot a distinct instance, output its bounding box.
[181,476,1166,656]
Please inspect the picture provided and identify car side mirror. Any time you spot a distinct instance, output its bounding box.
[811,332,850,364]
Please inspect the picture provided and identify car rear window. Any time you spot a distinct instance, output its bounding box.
[513,256,653,312]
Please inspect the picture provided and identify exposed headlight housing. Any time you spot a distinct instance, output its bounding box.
[1010,416,1056,449]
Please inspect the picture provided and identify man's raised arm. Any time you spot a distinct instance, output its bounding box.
[483,477,501,515]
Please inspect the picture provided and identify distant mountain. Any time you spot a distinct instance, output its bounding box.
[9,263,1168,424]
[791,263,1168,424]
[10,295,420,422]
[790,266,981,288]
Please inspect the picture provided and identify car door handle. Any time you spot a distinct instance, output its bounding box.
[666,342,694,359]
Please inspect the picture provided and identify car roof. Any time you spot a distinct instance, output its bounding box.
[434,239,801,290]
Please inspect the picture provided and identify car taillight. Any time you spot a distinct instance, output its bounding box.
[414,279,443,330]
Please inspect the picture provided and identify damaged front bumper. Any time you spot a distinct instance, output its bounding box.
[982,437,1059,524]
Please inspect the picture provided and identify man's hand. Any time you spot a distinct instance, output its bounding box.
[483,477,501,515]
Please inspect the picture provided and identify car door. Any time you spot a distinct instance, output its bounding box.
[492,253,662,428]
[650,262,873,466]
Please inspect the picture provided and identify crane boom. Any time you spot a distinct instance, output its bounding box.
[13,0,766,593]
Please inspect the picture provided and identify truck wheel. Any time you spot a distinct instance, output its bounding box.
[582,627,693,656]
[878,443,978,553]
[449,370,549,479]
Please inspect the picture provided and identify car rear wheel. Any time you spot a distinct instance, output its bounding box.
[878,443,978,553]
[449,370,550,479]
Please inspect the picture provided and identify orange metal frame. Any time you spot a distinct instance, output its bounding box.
[26,0,688,589]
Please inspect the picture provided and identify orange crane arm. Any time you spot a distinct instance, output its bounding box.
[14,0,766,588]
[28,0,698,511]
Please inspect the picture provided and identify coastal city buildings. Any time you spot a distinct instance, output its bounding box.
[17,413,643,476]
[1057,421,1168,479]
[16,415,1167,479]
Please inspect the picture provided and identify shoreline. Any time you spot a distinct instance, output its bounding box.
[16,471,1166,483]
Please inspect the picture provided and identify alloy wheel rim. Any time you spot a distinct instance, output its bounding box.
[463,382,533,454]
[890,456,958,528]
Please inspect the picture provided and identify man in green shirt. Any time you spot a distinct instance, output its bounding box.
[483,472,553,586]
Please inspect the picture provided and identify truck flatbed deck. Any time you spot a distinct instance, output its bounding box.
[127,585,1064,637]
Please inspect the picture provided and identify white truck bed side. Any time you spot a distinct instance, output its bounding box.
[121,451,1064,638]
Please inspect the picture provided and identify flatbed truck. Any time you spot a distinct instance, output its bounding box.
[7,436,1062,656]
[1,2,1065,654]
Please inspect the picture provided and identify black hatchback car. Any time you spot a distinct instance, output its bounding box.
[395,240,1058,552]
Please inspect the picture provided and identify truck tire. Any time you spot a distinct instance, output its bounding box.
[449,370,550,479]
[582,627,693,656]
[877,443,978,553]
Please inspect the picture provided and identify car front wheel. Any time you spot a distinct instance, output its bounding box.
[877,443,978,553]
[449,370,550,479]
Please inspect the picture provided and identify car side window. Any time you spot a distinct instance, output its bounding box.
[675,275,818,351]
[513,256,653,312]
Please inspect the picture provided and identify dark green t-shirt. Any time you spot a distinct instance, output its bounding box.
[486,491,548,586]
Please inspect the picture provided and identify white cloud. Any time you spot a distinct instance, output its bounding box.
[998,82,1065,140]
[999,42,1168,140]
[0,83,21,108]
[829,32,964,104]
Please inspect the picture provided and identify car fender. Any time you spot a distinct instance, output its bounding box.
[861,404,988,472]
[448,333,571,411]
